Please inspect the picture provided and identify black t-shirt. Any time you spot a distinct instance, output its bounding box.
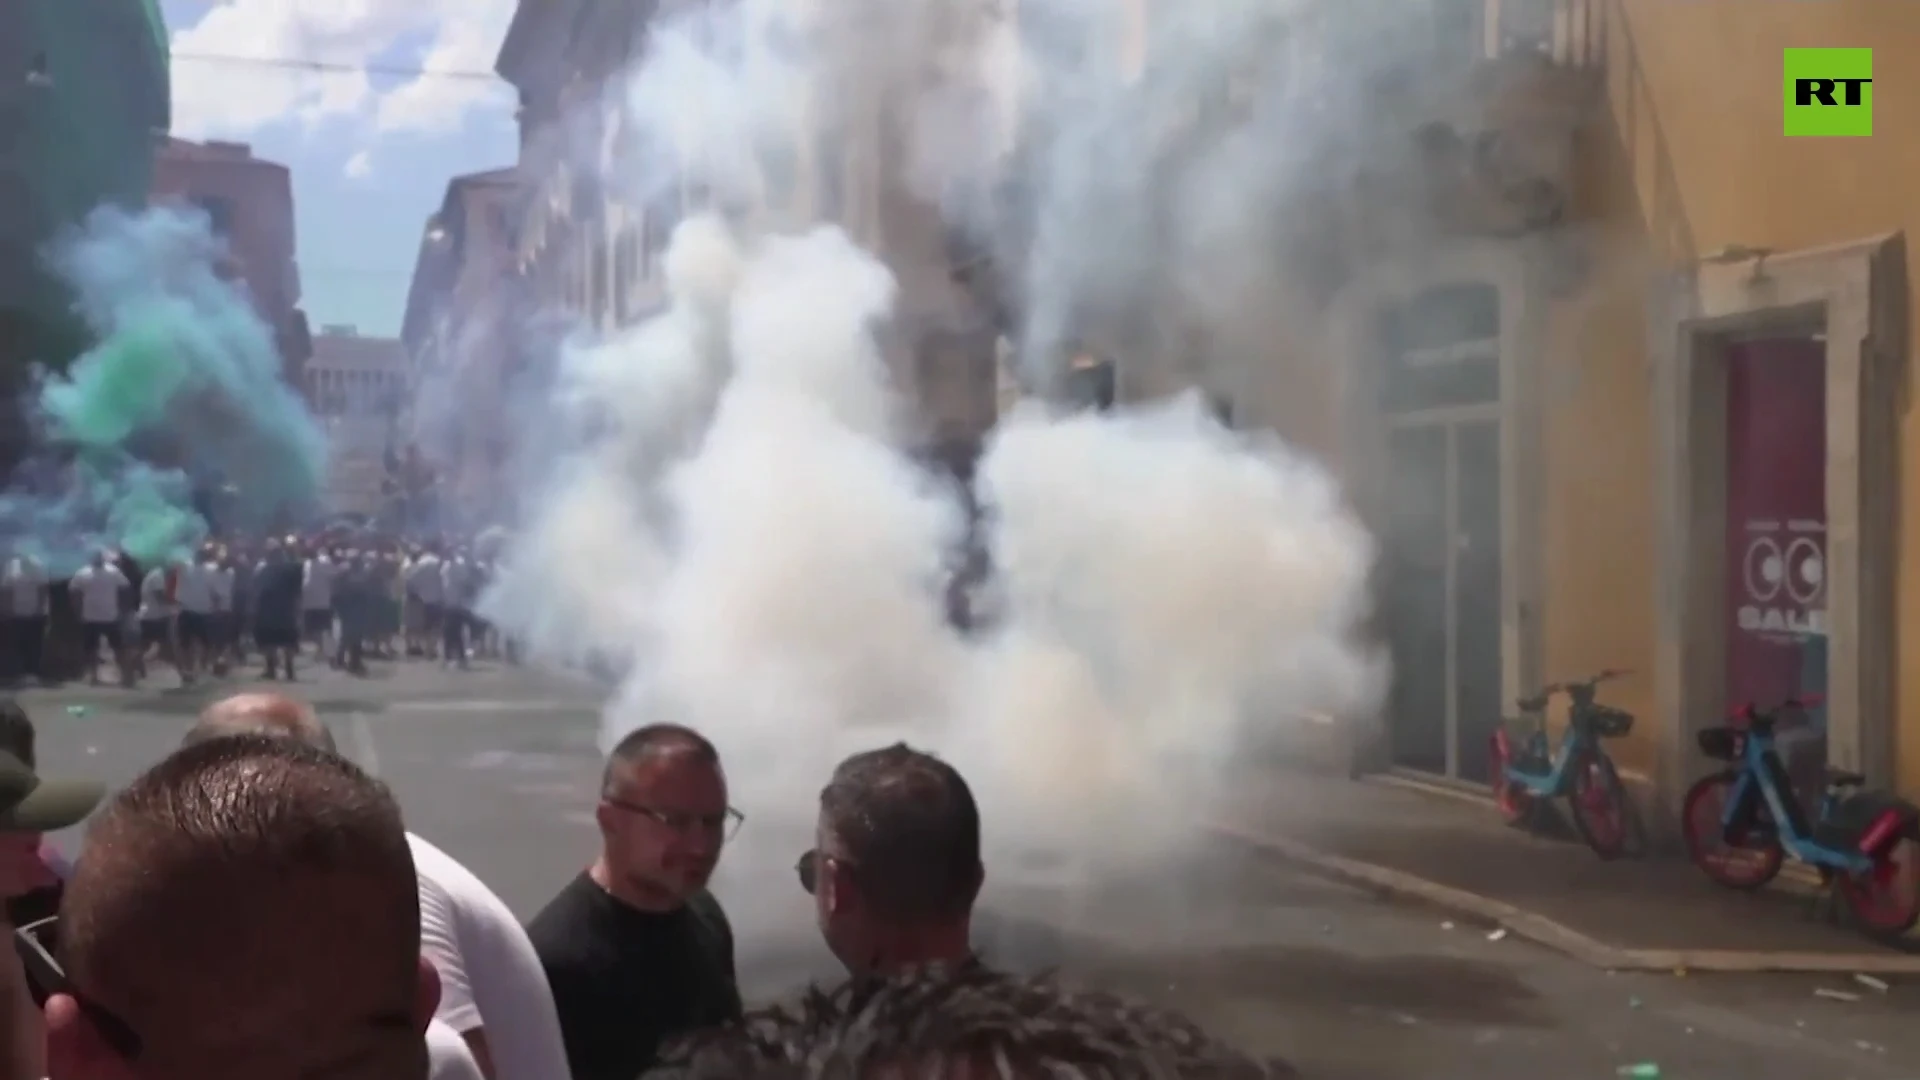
[253,561,303,625]
[526,873,743,1080]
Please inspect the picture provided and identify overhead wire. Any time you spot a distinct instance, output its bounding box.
[169,51,500,82]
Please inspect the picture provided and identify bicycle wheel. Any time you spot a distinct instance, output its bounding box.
[1838,831,1920,941]
[1680,773,1783,890]
[1567,751,1638,860]
[1487,730,1533,825]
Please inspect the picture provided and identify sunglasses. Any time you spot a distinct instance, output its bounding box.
[795,849,856,895]
[13,916,143,1059]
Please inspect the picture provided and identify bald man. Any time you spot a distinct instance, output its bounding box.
[181,693,568,1080]
[44,734,437,1080]
[182,691,338,751]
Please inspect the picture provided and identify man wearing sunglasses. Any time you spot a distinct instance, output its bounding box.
[798,743,983,977]
[528,723,743,1080]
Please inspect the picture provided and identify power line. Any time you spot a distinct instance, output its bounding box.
[170,51,500,82]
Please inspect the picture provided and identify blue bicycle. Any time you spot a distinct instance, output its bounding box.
[1489,669,1645,860]
[1684,693,1920,943]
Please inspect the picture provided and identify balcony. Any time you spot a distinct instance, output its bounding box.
[1347,0,1607,238]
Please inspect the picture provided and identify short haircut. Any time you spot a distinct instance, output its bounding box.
[183,692,336,753]
[650,962,1285,1079]
[0,698,34,766]
[602,723,719,791]
[818,744,981,922]
[61,735,419,1053]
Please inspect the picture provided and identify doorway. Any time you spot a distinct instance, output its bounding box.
[1375,282,1504,782]
[1725,337,1828,803]
[1384,414,1503,780]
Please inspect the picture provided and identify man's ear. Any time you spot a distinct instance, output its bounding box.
[413,957,442,1034]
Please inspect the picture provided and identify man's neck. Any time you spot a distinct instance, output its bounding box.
[588,857,685,914]
[863,921,974,976]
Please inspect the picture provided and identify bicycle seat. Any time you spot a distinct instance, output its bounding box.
[1826,767,1867,787]
[1515,693,1550,712]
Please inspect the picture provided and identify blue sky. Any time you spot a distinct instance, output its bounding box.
[160,0,520,339]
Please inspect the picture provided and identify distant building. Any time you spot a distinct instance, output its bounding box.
[399,168,521,526]
[305,326,406,516]
[151,137,313,390]
[494,0,1004,476]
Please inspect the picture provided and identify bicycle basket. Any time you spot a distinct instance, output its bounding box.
[1696,726,1742,760]
[1588,706,1634,738]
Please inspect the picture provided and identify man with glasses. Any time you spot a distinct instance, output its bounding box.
[796,743,982,977]
[527,723,743,1080]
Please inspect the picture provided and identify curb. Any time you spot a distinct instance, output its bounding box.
[1205,819,1920,975]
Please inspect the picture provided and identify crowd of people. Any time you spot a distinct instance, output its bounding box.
[0,532,511,688]
[0,690,1288,1079]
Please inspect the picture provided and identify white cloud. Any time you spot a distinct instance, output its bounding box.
[344,150,373,178]
[169,0,517,139]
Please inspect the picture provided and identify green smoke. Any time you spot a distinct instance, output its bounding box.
[0,206,326,571]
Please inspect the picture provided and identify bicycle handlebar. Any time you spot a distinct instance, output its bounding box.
[1515,669,1632,712]
[1731,692,1825,727]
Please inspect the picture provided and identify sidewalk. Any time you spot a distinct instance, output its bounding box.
[1206,765,1920,973]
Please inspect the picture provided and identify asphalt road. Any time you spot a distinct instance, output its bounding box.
[13,658,1920,1079]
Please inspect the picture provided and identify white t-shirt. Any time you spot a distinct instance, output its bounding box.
[138,569,174,620]
[408,556,444,603]
[209,565,234,612]
[408,833,570,1080]
[175,563,215,614]
[426,1019,485,1080]
[2,558,45,617]
[303,556,336,610]
[71,565,126,624]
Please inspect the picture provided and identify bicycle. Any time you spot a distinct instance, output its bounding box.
[1488,668,1645,859]
[1682,693,1920,944]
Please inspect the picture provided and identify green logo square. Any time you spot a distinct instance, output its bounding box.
[1784,48,1873,136]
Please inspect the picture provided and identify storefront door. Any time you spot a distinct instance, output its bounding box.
[1725,337,1827,801]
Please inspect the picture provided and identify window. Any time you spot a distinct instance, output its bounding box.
[1377,282,1500,412]
[191,195,235,237]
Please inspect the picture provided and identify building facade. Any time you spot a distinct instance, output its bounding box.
[151,137,313,389]
[399,168,522,525]
[0,0,170,464]
[493,0,1003,473]
[1066,0,1920,825]
[305,326,407,516]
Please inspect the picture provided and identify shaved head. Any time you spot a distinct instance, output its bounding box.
[52,734,429,1080]
[183,692,336,753]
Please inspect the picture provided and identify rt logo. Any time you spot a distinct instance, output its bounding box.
[1784,48,1872,136]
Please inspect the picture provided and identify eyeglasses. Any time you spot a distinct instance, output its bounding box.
[795,848,854,895]
[603,795,745,841]
[13,916,143,1059]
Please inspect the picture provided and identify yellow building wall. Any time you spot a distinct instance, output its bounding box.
[1543,0,1920,787]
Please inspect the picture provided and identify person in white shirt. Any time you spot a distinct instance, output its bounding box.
[411,832,572,1080]
[438,553,473,670]
[428,1018,488,1080]
[180,692,572,1080]
[1,554,47,683]
[69,553,128,686]
[207,548,236,676]
[302,544,339,663]
[174,550,219,684]
[406,547,444,659]
[136,563,176,679]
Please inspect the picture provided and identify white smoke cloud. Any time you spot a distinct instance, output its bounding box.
[484,0,1388,955]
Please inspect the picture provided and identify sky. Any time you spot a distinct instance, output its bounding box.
[160,0,521,339]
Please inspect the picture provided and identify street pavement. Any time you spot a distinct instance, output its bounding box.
[12,658,1920,1079]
